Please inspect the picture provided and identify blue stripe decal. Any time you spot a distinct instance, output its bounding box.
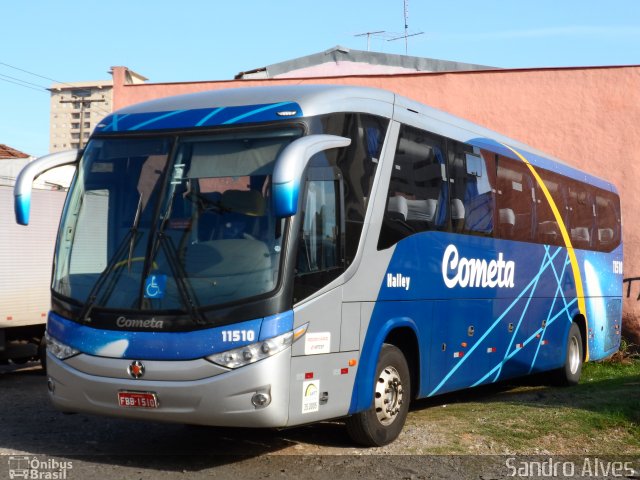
[472,296,577,386]
[222,102,295,125]
[94,102,302,133]
[427,245,563,396]
[47,310,293,361]
[196,107,225,127]
[130,110,186,131]
[100,113,130,133]
[491,246,548,382]
[528,254,572,373]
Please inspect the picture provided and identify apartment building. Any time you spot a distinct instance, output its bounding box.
[49,80,114,152]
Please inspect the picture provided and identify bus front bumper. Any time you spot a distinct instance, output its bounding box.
[45,349,291,428]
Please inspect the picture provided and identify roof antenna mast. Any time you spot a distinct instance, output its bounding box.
[354,31,387,51]
[388,0,424,55]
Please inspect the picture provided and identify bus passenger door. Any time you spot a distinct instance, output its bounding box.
[288,167,358,425]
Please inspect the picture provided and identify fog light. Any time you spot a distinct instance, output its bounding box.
[251,392,271,408]
[47,378,55,393]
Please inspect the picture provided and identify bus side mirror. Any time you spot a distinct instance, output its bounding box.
[14,149,80,225]
[272,134,351,217]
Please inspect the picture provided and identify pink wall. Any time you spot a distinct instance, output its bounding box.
[112,65,640,343]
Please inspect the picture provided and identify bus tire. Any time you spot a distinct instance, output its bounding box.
[346,343,410,446]
[38,336,47,373]
[554,322,583,386]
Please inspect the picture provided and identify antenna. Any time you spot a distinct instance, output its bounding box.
[354,31,387,51]
[387,0,424,55]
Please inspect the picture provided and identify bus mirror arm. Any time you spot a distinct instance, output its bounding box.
[272,134,351,217]
[14,149,80,225]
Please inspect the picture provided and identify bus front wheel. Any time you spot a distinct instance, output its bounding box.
[554,322,583,386]
[346,343,410,446]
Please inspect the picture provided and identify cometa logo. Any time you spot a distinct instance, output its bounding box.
[442,244,515,289]
[116,316,164,329]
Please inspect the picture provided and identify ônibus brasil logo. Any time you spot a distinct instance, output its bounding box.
[8,456,73,479]
[442,244,515,289]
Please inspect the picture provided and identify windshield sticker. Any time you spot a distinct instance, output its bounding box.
[304,332,331,355]
[302,380,320,414]
[91,162,114,173]
[144,274,167,299]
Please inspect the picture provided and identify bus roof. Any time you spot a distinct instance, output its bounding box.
[98,84,615,193]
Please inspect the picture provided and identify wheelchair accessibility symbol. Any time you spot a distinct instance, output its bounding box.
[144,274,167,299]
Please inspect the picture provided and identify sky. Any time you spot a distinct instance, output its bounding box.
[1,0,639,157]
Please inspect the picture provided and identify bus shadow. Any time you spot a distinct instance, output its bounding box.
[0,368,353,473]
[409,369,640,425]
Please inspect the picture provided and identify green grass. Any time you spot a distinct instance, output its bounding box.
[406,360,640,454]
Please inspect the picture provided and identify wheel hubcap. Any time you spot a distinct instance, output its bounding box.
[374,365,403,426]
[568,335,580,375]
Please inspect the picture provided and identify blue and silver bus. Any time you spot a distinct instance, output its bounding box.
[15,85,622,446]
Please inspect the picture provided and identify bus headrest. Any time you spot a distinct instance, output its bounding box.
[387,195,408,221]
[221,190,266,216]
[451,199,465,220]
[499,208,516,226]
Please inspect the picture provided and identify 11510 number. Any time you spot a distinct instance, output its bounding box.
[221,330,256,342]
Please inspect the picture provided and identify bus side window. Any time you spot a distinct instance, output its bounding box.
[377,125,447,250]
[447,142,496,236]
[496,156,534,242]
[534,169,566,246]
[293,177,344,302]
[595,190,621,252]
[567,182,595,250]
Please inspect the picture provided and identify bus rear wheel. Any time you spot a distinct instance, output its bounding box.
[553,322,583,386]
[346,343,410,446]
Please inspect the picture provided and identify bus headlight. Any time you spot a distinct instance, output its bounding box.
[45,331,80,360]
[207,323,308,369]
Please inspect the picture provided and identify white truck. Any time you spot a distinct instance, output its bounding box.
[1,167,71,365]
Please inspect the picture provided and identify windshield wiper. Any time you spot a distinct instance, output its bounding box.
[77,192,145,323]
[151,231,206,325]
[126,193,144,272]
[77,227,141,323]
[141,178,206,325]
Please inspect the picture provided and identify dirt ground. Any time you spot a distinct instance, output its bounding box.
[1,363,638,479]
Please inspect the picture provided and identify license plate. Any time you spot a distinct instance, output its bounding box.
[118,391,159,409]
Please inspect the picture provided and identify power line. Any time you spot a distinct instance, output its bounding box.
[0,76,47,93]
[0,61,69,87]
[0,72,48,90]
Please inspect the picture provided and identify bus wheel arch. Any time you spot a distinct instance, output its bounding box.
[346,343,411,446]
[553,318,585,386]
[573,314,587,363]
[384,327,420,401]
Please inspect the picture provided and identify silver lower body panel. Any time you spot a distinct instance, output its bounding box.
[46,349,291,428]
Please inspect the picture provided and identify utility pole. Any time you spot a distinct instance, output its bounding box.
[59,95,105,149]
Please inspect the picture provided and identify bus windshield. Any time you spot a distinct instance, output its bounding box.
[53,128,302,316]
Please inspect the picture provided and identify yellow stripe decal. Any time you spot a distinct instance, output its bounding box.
[500,143,589,361]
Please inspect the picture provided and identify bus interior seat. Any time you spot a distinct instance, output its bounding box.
[406,198,437,223]
[499,208,516,238]
[214,190,266,239]
[571,227,591,249]
[537,220,560,245]
[598,228,614,246]
[221,189,266,216]
[464,193,495,234]
[387,195,408,221]
[196,191,223,241]
[451,198,465,231]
